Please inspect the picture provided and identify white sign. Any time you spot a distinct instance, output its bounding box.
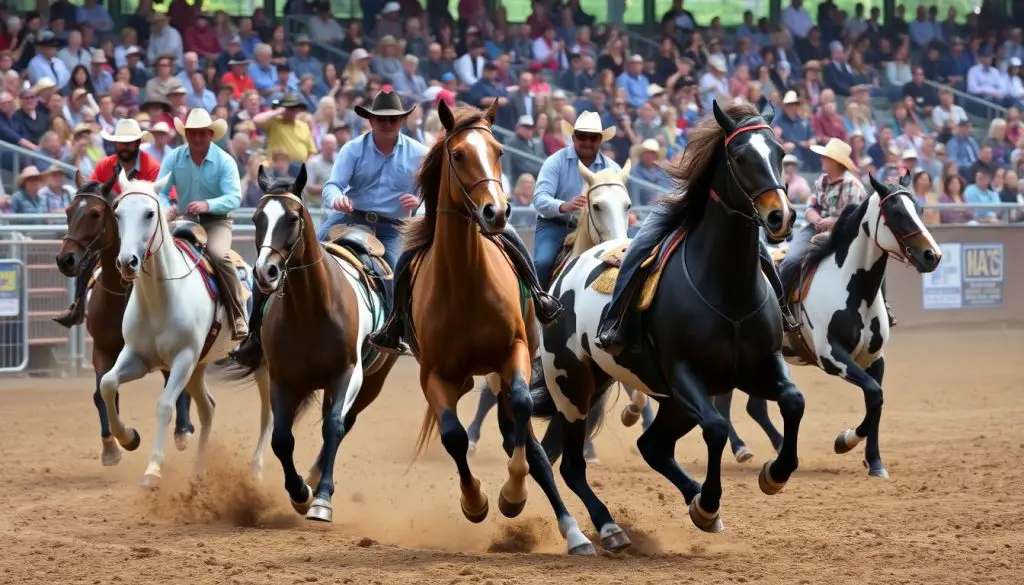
[0,297,18,317]
[922,242,962,310]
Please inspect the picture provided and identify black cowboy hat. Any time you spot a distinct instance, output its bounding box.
[139,97,172,112]
[277,92,307,110]
[354,89,415,119]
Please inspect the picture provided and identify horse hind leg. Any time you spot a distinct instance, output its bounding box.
[172,370,194,452]
[93,364,121,466]
[746,395,784,454]
[829,353,888,479]
[711,391,754,463]
[466,378,499,457]
[250,365,273,482]
[738,354,806,496]
[185,364,215,477]
[98,350,150,454]
[497,340,535,518]
[307,365,363,523]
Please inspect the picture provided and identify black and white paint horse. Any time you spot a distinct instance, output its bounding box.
[717,172,942,479]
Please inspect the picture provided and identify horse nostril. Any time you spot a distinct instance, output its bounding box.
[57,254,73,269]
[266,264,280,280]
[766,209,784,231]
[129,255,140,270]
[115,258,122,271]
[923,249,936,264]
[481,204,497,222]
[788,211,796,227]
[504,205,512,219]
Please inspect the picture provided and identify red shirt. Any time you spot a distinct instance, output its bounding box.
[91,151,163,196]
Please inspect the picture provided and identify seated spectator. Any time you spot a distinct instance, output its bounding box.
[999,169,1024,222]
[11,166,47,213]
[964,168,1002,223]
[511,173,535,207]
[823,41,855,97]
[371,36,403,85]
[342,49,371,93]
[967,47,1008,105]
[775,90,816,167]
[969,144,999,180]
[240,152,268,207]
[628,139,671,205]
[141,121,174,163]
[532,27,567,73]
[932,87,968,135]
[945,120,980,176]
[392,55,428,104]
[884,42,913,100]
[12,87,47,144]
[308,3,345,47]
[253,94,317,172]
[248,44,278,98]
[698,55,730,113]
[939,174,973,224]
[844,101,877,145]
[984,118,1014,167]
[911,170,941,226]
[146,13,183,68]
[902,66,938,115]
[186,15,222,62]
[340,20,367,54]
[505,115,545,181]
[782,154,811,203]
[812,92,847,142]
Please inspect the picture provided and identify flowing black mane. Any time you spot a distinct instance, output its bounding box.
[402,107,489,252]
[657,101,764,231]
[264,177,295,195]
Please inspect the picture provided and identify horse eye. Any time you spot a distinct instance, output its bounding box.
[593,203,602,212]
[89,209,101,219]
[287,214,299,224]
[497,149,505,158]
[145,210,155,220]
[453,151,464,161]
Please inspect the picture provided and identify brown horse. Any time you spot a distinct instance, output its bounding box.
[223,164,398,523]
[55,171,189,466]
[405,101,593,555]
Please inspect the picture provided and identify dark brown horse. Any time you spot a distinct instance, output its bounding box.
[223,164,398,523]
[404,101,593,555]
[55,172,189,466]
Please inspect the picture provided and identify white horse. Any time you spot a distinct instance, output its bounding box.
[99,170,273,488]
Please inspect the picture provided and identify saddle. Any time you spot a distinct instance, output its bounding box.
[172,238,251,303]
[774,233,830,366]
[327,224,387,258]
[588,227,687,312]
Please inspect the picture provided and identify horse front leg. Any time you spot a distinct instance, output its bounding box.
[98,349,150,454]
[307,364,363,523]
[711,391,753,463]
[171,370,194,451]
[92,352,122,466]
[497,340,533,518]
[738,353,806,495]
[269,380,313,514]
[140,349,198,489]
[825,349,888,479]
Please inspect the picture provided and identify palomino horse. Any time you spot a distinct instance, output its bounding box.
[56,171,192,466]
[717,172,941,479]
[404,101,593,555]
[467,160,634,461]
[225,165,398,522]
[533,100,804,544]
[99,170,271,489]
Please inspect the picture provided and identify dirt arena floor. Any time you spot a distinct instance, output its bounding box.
[1,328,1023,585]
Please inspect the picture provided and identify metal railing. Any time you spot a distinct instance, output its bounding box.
[923,79,1009,122]
[0,142,78,195]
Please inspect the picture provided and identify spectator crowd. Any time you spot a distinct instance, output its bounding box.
[0,0,1022,224]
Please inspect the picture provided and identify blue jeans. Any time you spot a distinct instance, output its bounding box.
[779,224,815,275]
[534,219,570,290]
[317,211,402,270]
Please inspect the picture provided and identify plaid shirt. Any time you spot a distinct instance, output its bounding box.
[807,171,868,219]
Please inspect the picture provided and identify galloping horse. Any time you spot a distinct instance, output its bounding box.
[99,171,271,489]
[533,100,804,545]
[467,160,634,460]
[55,171,192,466]
[404,101,593,555]
[717,173,941,478]
[225,165,398,522]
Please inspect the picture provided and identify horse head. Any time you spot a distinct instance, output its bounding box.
[112,168,171,281]
[57,170,119,277]
[577,159,632,249]
[252,163,310,293]
[711,97,794,241]
[868,172,942,273]
[437,99,509,235]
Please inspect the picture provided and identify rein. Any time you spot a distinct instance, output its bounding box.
[436,124,506,227]
[582,181,623,244]
[871,191,919,266]
[252,191,324,297]
[115,190,202,281]
[711,122,789,229]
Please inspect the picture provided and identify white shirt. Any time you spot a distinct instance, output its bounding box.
[453,53,486,87]
[967,64,1008,98]
[781,6,814,39]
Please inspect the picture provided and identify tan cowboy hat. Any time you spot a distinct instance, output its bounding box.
[560,110,616,142]
[100,118,151,143]
[630,138,664,160]
[16,165,43,187]
[43,164,66,177]
[175,108,228,142]
[809,138,858,174]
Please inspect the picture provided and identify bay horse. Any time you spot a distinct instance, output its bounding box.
[99,170,271,489]
[467,160,634,461]
[532,100,804,543]
[223,165,398,522]
[716,172,942,479]
[55,171,192,466]
[405,101,593,555]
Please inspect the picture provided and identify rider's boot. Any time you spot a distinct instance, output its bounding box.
[229,285,266,369]
[758,241,800,332]
[54,254,97,328]
[496,225,563,324]
[369,251,414,355]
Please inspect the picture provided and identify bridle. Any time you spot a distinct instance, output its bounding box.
[113,190,201,280]
[871,188,921,265]
[436,124,506,228]
[62,191,115,258]
[709,122,789,230]
[252,191,323,296]
[581,180,627,244]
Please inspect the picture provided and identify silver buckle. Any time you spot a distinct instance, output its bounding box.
[365,212,378,223]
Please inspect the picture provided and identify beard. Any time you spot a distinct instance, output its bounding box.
[115,144,140,163]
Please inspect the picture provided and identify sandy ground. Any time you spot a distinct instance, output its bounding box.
[0,328,1023,585]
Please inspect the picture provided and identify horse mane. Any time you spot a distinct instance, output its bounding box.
[401,106,489,252]
[264,177,295,195]
[77,180,105,195]
[657,101,763,230]
[802,199,870,271]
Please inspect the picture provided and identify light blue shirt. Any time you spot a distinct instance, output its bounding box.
[533,146,620,220]
[615,72,650,109]
[156,144,241,216]
[629,163,672,205]
[27,55,70,88]
[322,131,429,219]
[248,63,277,92]
[964,184,1000,220]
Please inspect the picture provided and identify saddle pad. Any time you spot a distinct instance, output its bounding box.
[323,242,393,287]
[789,262,819,304]
[587,244,629,296]
[637,228,687,311]
[174,239,219,301]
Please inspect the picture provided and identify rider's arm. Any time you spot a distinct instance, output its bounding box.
[532,154,568,219]
[804,192,823,226]
[321,140,358,209]
[205,149,242,215]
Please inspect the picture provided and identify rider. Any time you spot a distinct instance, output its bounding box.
[364,90,562,355]
[532,111,621,289]
[155,109,249,341]
[54,119,162,328]
[594,131,802,356]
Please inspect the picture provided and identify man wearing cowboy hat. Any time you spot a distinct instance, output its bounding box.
[155,109,249,341]
[781,137,896,326]
[54,118,162,328]
[532,110,621,289]
[252,92,317,172]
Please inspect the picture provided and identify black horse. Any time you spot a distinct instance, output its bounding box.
[531,99,806,546]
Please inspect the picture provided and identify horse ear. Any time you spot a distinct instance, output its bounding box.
[257,164,271,194]
[153,174,170,193]
[619,159,632,182]
[74,170,85,189]
[712,100,737,134]
[758,96,776,125]
[577,160,595,187]
[117,168,131,194]
[868,172,886,196]
[292,163,308,199]
[100,169,117,200]
[438,100,455,132]
[899,169,913,188]
[484,99,499,125]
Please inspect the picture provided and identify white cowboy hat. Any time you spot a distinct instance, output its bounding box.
[561,111,616,143]
[782,90,800,105]
[150,121,172,134]
[175,108,228,142]
[809,138,858,174]
[100,118,152,143]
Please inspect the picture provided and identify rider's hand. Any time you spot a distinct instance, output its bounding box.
[332,196,353,212]
[816,217,837,232]
[399,193,420,210]
[558,195,587,214]
[167,205,179,221]
[186,201,209,215]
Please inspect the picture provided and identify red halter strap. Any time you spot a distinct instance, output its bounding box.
[724,123,772,146]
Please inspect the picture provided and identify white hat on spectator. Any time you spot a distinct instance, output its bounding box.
[90,50,107,64]
[782,90,800,105]
[708,54,727,73]
[901,148,918,160]
[1011,57,1023,68]
[125,45,143,58]
[174,108,228,142]
[561,110,616,142]
[381,2,400,14]
[422,85,444,102]
[649,83,665,96]
[150,121,172,134]
[516,115,535,127]
[31,77,56,94]
[631,138,664,160]
[552,89,567,100]
[628,54,643,64]
[350,48,371,61]
[16,166,43,188]
[782,154,801,166]
[100,119,152,143]
[810,138,858,174]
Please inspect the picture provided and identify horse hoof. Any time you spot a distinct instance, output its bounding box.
[621,405,641,427]
[833,429,861,455]
[758,461,786,495]
[467,440,477,458]
[101,437,121,466]
[734,446,754,463]
[569,541,598,556]
[122,429,141,452]
[461,492,489,524]
[174,431,192,452]
[139,473,161,490]
[306,498,333,522]
[498,488,527,519]
[290,484,314,515]
[865,461,890,480]
[600,528,632,553]
[688,494,724,533]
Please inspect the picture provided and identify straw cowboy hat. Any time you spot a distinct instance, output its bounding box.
[100,119,152,143]
[16,166,43,187]
[809,138,858,174]
[354,89,415,119]
[175,108,228,142]
[630,138,665,160]
[561,111,616,142]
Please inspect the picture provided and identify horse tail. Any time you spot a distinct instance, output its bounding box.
[584,384,615,444]
[213,354,263,385]
[529,356,557,419]
[412,406,438,460]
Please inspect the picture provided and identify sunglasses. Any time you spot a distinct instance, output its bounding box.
[373,115,402,125]
[574,132,602,143]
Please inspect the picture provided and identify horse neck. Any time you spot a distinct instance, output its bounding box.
[97,225,128,293]
[134,214,190,307]
[282,209,332,316]
[842,197,888,300]
[571,209,596,257]
[432,162,486,288]
[686,176,765,311]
